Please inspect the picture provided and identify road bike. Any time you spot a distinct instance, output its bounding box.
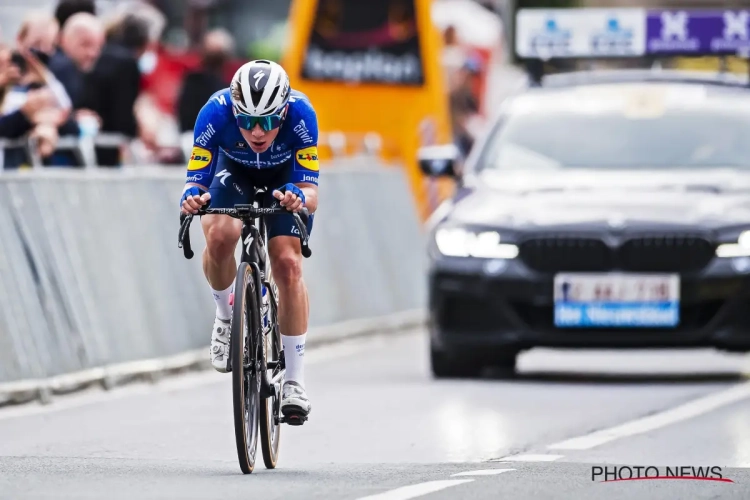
[178,187,311,474]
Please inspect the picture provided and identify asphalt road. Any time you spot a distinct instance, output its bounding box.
[2,328,750,499]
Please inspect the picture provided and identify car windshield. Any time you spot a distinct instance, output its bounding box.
[479,83,750,171]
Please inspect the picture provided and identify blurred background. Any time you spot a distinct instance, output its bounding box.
[0,0,513,218]
[3,0,750,384]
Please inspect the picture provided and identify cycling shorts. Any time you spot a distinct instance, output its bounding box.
[207,151,315,240]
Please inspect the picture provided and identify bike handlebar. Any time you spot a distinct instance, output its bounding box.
[178,204,312,260]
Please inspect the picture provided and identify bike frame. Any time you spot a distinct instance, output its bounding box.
[178,188,312,402]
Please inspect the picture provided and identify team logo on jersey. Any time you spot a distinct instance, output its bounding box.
[296,146,319,172]
[188,147,212,170]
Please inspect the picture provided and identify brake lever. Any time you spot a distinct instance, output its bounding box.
[293,209,312,258]
[179,213,195,259]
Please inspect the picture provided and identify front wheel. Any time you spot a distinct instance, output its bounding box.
[231,262,261,474]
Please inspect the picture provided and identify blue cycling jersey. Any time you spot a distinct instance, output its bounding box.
[184,88,320,190]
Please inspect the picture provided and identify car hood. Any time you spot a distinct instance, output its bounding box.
[447,169,750,230]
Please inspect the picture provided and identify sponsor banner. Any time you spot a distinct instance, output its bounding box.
[646,10,750,55]
[515,8,647,59]
[301,0,424,85]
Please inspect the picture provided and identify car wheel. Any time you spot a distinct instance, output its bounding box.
[430,346,483,379]
[486,351,518,379]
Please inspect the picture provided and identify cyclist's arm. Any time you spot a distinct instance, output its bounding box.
[184,97,226,192]
[289,99,320,213]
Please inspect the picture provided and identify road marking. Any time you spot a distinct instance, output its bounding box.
[355,480,473,500]
[491,454,563,462]
[548,381,750,450]
[0,337,372,422]
[452,469,515,477]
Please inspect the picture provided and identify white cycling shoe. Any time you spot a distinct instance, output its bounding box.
[281,381,311,425]
[210,317,231,373]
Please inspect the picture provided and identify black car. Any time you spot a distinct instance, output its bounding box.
[420,69,750,378]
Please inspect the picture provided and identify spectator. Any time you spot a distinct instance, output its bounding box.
[14,12,73,111]
[80,14,149,166]
[46,12,104,166]
[441,25,469,90]
[449,57,483,158]
[176,29,234,134]
[54,0,96,32]
[16,11,60,61]
[48,12,104,109]
[1,46,68,167]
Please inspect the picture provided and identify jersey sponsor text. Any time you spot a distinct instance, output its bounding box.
[195,123,217,147]
[294,120,314,144]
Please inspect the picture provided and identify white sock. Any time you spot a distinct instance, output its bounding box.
[211,284,233,321]
[282,333,306,387]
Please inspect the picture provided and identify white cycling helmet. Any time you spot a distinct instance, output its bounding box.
[230,59,291,117]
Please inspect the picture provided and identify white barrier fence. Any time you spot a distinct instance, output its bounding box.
[0,163,428,405]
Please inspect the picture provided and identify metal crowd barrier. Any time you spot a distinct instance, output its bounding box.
[0,133,135,171]
[1,130,386,172]
[0,164,428,404]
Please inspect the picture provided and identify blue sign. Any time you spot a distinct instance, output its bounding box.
[646,10,750,55]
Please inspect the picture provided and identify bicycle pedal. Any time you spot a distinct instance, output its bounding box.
[280,414,308,426]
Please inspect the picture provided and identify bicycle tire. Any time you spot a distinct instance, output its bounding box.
[260,277,282,469]
[231,262,261,474]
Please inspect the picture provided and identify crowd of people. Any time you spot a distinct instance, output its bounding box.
[1,1,491,169]
[0,0,236,169]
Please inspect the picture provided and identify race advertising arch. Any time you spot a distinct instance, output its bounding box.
[301,0,425,85]
[284,0,453,221]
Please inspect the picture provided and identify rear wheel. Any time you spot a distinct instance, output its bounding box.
[260,278,282,469]
[231,262,261,474]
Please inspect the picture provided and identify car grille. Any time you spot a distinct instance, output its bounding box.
[619,236,715,272]
[518,237,613,273]
[519,235,716,274]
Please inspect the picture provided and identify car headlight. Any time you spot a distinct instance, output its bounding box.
[435,227,519,259]
[716,230,750,258]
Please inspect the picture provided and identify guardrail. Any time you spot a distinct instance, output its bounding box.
[0,163,428,405]
[0,133,135,171]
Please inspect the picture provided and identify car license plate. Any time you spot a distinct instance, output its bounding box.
[553,273,680,328]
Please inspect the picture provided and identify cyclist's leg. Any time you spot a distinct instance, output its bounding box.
[263,172,315,417]
[201,153,253,372]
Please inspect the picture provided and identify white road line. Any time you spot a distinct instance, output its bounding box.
[491,454,563,462]
[0,338,371,422]
[548,381,750,451]
[452,469,515,477]
[355,480,474,500]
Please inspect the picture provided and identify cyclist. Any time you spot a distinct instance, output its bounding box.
[179,60,318,421]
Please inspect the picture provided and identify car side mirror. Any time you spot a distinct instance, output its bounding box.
[418,144,460,178]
